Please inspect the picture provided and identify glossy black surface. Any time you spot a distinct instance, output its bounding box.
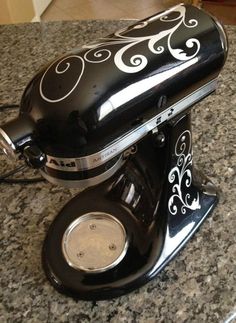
[42,114,218,300]
[1,5,227,159]
[0,4,226,300]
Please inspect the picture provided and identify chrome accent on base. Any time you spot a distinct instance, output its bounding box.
[45,78,217,172]
[40,154,124,188]
[62,212,128,273]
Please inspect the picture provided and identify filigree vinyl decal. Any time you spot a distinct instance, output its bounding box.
[168,130,201,215]
[83,4,200,73]
[40,4,200,102]
[39,55,85,103]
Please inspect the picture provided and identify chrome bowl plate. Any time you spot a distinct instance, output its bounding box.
[62,212,128,273]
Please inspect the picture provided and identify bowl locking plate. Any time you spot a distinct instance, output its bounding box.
[62,212,128,273]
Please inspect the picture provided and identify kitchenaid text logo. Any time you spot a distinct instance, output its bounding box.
[46,156,78,172]
[46,147,119,172]
[48,158,76,167]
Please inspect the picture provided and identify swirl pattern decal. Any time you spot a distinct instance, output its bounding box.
[39,55,85,103]
[168,130,201,215]
[83,4,200,73]
[40,4,200,102]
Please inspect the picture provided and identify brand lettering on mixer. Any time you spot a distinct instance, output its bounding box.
[93,147,118,163]
[48,158,76,168]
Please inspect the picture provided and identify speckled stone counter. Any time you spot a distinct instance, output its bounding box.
[0,20,235,323]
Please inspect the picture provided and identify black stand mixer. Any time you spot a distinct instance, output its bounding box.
[0,4,227,300]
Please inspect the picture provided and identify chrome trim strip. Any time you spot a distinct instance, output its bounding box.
[40,155,124,189]
[45,79,217,172]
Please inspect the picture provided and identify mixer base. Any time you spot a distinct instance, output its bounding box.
[42,169,218,300]
[42,115,219,300]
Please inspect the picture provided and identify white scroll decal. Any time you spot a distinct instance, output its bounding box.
[40,4,200,102]
[168,130,201,215]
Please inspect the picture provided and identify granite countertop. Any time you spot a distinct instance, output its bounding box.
[0,20,235,323]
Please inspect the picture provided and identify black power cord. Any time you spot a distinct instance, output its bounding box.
[0,103,45,184]
[0,165,45,184]
[0,104,20,111]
